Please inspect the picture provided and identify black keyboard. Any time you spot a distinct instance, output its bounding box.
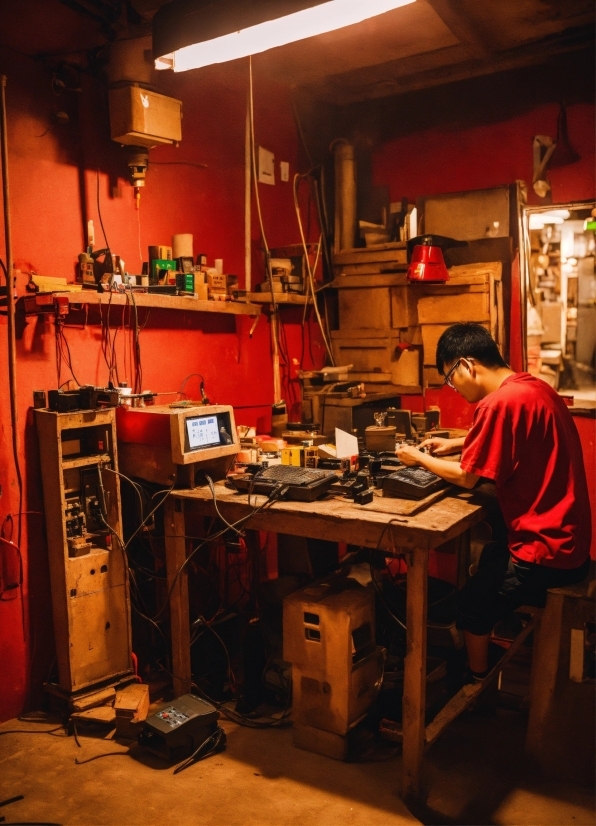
[230,465,337,501]
[382,467,446,500]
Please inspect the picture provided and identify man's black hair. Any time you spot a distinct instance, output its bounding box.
[436,323,507,375]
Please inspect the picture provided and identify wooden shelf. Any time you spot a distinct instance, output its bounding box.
[65,292,261,315]
[248,292,310,305]
[62,453,112,469]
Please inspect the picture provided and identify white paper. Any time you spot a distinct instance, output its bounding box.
[335,428,358,459]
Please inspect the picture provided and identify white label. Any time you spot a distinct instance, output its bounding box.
[258,146,275,185]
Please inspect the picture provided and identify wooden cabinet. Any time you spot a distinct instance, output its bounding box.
[35,408,132,695]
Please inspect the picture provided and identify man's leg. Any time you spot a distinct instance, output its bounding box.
[456,540,510,679]
[464,631,490,674]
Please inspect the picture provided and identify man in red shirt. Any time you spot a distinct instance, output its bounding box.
[396,323,591,681]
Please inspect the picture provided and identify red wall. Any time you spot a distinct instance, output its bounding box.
[372,96,596,565]
[373,102,595,207]
[0,50,323,720]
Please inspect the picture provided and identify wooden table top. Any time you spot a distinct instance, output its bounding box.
[171,480,491,553]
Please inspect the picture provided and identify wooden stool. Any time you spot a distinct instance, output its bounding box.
[525,580,595,785]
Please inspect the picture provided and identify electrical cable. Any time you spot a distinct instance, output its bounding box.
[0,725,65,736]
[172,726,226,775]
[293,172,335,364]
[96,167,110,252]
[75,751,130,765]
[248,57,292,404]
[205,476,243,537]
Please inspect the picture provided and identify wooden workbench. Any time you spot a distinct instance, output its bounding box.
[164,482,488,802]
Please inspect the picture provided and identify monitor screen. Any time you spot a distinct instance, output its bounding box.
[185,414,221,451]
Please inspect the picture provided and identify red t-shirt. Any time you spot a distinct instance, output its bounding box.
[460,372,591,568]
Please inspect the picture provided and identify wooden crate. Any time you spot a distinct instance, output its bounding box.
[423,366,444,388]
[333,243,407,269]
[417,289,491,325]
[330,329,401,373]
[337,284,418,330]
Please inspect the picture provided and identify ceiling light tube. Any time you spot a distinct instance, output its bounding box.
[154,0,416,72]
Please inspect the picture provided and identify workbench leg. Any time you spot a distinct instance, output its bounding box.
[164,497,191,697]
[402,547,429,804]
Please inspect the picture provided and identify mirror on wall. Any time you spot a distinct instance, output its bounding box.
[522,202,596,401]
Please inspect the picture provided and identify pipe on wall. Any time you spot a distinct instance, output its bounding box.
[332,139,357,253]
[0,75,22,547]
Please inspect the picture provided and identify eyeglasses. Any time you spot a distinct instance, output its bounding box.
[442,359,461,389]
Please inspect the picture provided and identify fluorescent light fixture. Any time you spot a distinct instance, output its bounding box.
[155,0,416,72]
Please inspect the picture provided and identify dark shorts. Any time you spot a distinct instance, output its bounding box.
[456,540,591,636]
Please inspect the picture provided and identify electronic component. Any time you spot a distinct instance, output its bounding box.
[117,403,239,487]
[138,694,222,763]
[176,271,194,292]
[382,467,446,500]
[231,465,336,502]
[48,386,120,413]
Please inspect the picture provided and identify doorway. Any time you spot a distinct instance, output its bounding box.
[522,202,596,400]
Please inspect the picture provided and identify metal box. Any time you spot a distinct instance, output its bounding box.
[109,85,182,147]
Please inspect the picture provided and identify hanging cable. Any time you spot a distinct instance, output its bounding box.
[293,173,335,364]
[248,57,284,404]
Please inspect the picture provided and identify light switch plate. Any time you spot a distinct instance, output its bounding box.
[280,161,289,182]
[258,146,275,185]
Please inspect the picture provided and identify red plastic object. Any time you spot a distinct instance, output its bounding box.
[407,244,450,282]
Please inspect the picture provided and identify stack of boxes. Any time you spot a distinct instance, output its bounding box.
[283,580,384,760]
[417,262,503,387]
[330,243,422,393]
[148,245,241,302]
[331,246,504,391]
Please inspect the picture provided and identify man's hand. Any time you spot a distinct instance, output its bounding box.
[419,436,465,456]
[395,444,423,466]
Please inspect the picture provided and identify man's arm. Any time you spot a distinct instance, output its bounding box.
[395,445,480,489]
[418,436,466,456]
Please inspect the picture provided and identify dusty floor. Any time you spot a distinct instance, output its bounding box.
[1,706,594,826]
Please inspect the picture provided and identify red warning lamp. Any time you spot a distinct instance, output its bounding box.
[406,235,467,283]
[407,243,450,283]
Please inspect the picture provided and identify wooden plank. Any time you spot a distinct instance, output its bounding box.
[248,292,310,305]
[335,263,408,275]
[417,291,490,325]
[171,482,487,553]
[66,292,261,315]
[164,497,192,696]
[61,453,112,469]
[425,613,538,747]
[447,261,502,281]
[402,547,429,803]
[339,286,392,329]
[331,274,408,288]
[334,248,407,266]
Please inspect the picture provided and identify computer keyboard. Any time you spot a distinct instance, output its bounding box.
[382,466,446,500]
[258,465,331,485]
[230,464,337,501]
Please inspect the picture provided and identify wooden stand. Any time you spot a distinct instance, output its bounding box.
[35,408,133,696]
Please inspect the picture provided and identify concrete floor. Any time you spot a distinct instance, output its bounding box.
[1,708,594,826]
